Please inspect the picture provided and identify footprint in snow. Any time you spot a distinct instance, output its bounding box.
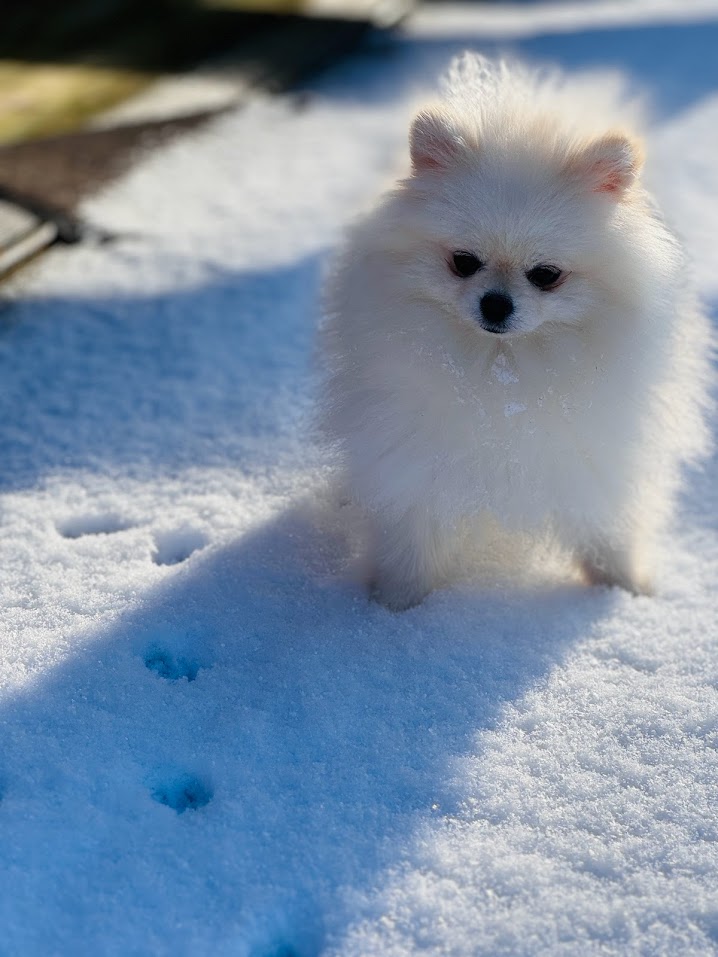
[57,513,134,539]
[151,773,213,814]
[151,527,207,566]
[144,646,203,682]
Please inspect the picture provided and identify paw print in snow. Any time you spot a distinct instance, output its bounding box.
[57,513,133,539]
[144,646,202,682]
[151,773,213,814]
[152,526,207,566]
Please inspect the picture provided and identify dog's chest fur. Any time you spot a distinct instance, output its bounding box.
[347,316,650,532]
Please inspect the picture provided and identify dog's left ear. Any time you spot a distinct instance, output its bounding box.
[567,132,644,198]
[409,107,466,172]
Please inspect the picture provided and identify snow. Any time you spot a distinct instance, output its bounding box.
[1,2,717,954]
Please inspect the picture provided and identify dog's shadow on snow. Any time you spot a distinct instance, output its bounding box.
[0,494,621,955]
[0,256,323,492]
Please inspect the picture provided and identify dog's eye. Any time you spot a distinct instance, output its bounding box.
[527,265,562,289]
[451,251,483,278]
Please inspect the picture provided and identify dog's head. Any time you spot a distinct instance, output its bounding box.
[393,102,657,338]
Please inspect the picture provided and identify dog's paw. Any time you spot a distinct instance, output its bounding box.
[579,551,654,597]
[369,575,431,612]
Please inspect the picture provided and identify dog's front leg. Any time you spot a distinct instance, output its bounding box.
[577,535,654,596]
[368,509,453,611]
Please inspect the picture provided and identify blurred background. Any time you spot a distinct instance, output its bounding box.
[0,0,412,273]
[1,0,701,279]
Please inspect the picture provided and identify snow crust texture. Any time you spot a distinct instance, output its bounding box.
[1,2,718,954]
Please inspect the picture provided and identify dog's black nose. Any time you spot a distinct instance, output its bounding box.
[480,291,514,328]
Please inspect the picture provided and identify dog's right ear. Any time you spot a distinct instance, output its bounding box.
[566,132,644,198]
[410,108,465,172]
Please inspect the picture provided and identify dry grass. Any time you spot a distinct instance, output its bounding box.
[0,0,378,146]
[0,0,313,146]
[0,62,150,144]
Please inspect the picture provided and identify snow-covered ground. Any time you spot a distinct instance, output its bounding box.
[1,2,718,954]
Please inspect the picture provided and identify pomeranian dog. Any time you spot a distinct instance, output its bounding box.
[320,54,710,610]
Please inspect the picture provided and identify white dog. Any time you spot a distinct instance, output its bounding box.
[320,54,711,610]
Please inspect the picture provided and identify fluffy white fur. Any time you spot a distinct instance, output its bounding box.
[320,54,711,610]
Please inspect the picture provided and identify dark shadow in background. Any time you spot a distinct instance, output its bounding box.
[0,0,375,210]
[0,0,371,80]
